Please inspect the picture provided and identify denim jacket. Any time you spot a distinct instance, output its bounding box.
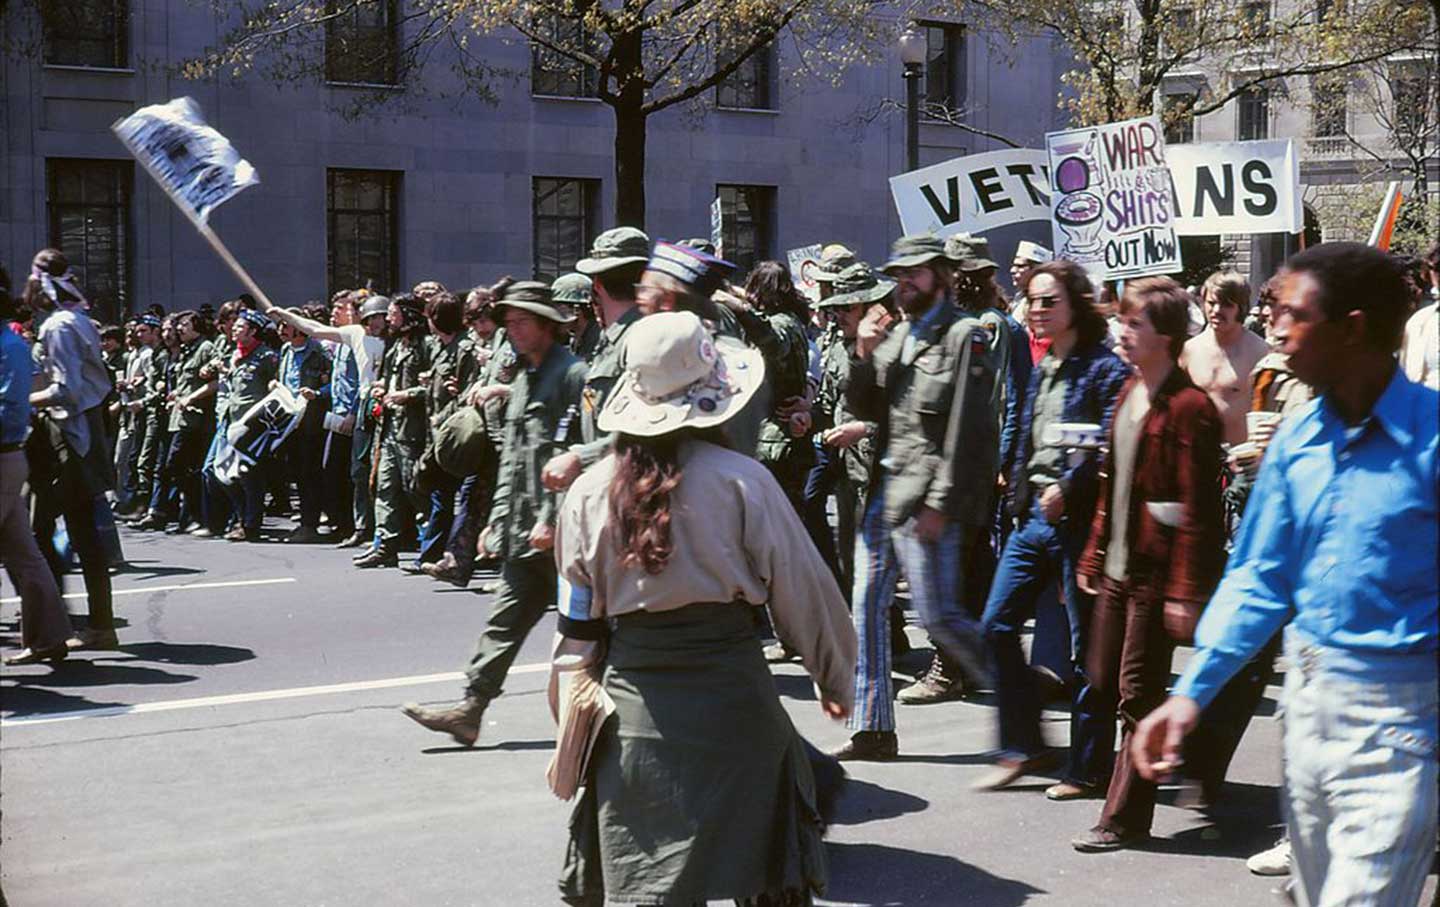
[1008,339,1130,527]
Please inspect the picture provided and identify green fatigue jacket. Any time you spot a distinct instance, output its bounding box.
[379,336,432,449]
[207,334,236,418]
[425,333,483,430]
[846,296,998,528]
[816,333,877,488]
[219,344,279,424]
[573,306,642,469]
[571,319,602,361]
[484,343,588,561]
[754,309,816,493]
[167,338,217,433]
[143,347,170,417]
[976,308,1013,459]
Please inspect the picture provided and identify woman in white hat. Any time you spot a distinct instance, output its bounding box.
[552,311,856,906]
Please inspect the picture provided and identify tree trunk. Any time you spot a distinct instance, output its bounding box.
[613,101,648,229]
[610,29,647,229]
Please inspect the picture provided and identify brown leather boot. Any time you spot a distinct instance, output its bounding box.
[400,695,488,746]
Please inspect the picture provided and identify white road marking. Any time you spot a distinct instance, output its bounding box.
[0,663,549,728]
[0,577,297,605]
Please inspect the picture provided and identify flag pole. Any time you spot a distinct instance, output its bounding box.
[113,123,277,312]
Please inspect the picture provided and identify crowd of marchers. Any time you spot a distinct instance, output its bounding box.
[2,231,1436,907]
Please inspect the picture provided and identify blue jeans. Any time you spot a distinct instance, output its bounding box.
[982,498,1113,785]
[1282,630,1438,907]
[415,473,460,565]
[848,479,990,733]
[201,423,234,532]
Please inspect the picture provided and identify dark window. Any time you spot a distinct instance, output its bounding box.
[46,159,132,322]
[1391,70,1433,142]
[921,23,966,114]
[1314,0,1334,21]
[42,0,128,68]
[1311,81,1347,137]
[1164,93,1196,143]
[531,16,599,98]
[716,184,775,277]
[325,0,399,85]
[1238,86,1269,140]
[1242,1,1271,36]
[327,169,400,296]
[1172,6,1196,32]
[532,177,599,283]
[716,44,775,110]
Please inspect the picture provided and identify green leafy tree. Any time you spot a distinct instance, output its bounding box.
[173,0,890,228]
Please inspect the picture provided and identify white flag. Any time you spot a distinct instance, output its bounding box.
[112,97,258,223]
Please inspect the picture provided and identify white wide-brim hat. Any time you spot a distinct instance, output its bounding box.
[597,311,765,437]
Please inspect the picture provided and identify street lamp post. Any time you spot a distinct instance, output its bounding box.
[899,26,926,173]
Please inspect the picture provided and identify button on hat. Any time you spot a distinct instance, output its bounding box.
[236,308,270,330]
[576,227,652,275]
[944,233,1000,272]
[597,311,765,437]
[882,234,948,273]
[815,262,896,309]
[551,273,593,305]
[493,281,575,324]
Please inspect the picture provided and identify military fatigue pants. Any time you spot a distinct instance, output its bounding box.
[374,433,426,544]
[464,555,557,700]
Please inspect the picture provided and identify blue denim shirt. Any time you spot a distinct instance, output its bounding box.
[279,339,331,398]
[0,324,33,446]
[1175,370,1439,708]
[328,341,359,417]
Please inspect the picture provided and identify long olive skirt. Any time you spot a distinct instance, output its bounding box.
[559,603,825,907]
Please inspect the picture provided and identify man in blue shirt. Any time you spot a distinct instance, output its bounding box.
[0,267,76,663]
[1135,243,1438,907]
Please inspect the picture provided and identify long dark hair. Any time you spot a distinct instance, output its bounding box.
[1020,259,1109,349]
[745,260,809,320]
[607,428,725,575]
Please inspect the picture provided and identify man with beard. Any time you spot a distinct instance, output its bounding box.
[1182,272,1270,445]
[833,234,998,761]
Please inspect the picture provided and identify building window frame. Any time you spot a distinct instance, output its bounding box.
[42,0,130,69]
[530,16,600,99]
[1163,92,1197,143]
[326,168,401,297]
[1237,85,1270,140]
[324,0,401,87]
[1310,78,1348,138]
[918,22,966,118]
[46,158,133,322]
[716,43,777,111]
[715,184,776,277]
[532,177,600,283]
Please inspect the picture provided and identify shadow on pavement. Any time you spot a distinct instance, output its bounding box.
[823,841,1045,906]
[111,560,206,580]
[831,778,929,826]
[421,739,554,755]
[95,642,257,666]
[3,661,197,689]
[0,684,130,718]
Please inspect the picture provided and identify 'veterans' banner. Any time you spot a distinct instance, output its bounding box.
[888,149,1052,239]
[1046,115,1182,279]
[1166,139,1301,236]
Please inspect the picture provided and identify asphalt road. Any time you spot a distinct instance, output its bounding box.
[2,524,1434,906]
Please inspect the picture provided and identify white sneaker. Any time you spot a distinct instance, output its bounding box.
[1246,839,1291,876]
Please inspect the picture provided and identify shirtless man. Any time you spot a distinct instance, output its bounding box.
[1181,271,1269,445]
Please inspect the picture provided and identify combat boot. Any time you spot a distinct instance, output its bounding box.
[400,695,488,747]
[354,542,398,569]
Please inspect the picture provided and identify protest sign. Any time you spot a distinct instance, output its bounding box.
[710,197,725,260]
[113,96,275,309]
[787,244,825,301]
[1046,115,1182,279]
[890,149,1052,237]
[1167,139,1301,236]
[112,97,258,224]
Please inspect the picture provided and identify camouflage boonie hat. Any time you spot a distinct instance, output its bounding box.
[492,281,574,324]
[576,227,651,275]
[551,273,593,305]
[812,243,860,283]
[814,263,896,309]
[882,234,948,273]
[944,233,1000,272]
